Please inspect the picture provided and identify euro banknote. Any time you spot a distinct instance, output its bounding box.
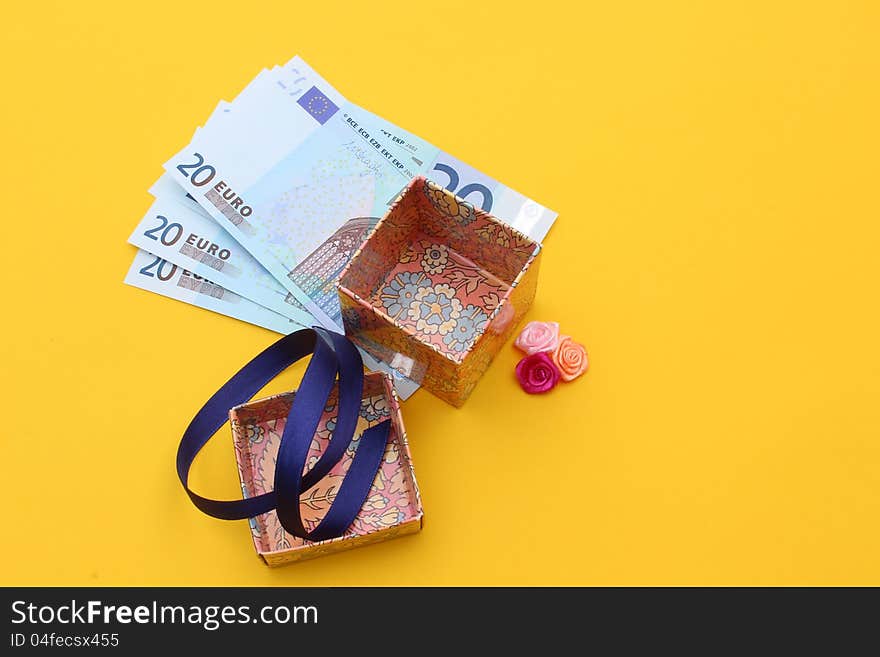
[164,55,557,332]
[167,59,555,329]
[143,172,422,397]
[149,171,210,217]
[123,249,304,335]
[127,194,315,325]
[122,248,419,399]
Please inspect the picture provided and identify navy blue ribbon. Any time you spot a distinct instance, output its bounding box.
[176,328,391,540]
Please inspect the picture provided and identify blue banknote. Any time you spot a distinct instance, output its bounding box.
[127,194,315,325]
[123,246,420,399]
[124,248,304,335]
[164,56,557,332]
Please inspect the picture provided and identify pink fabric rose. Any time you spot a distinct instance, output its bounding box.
[514,321,560,355]
[515,352,561,394]
[551,335,589,382]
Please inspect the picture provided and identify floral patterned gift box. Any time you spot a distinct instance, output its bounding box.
[337,176,542,407]
[231,372,423,566]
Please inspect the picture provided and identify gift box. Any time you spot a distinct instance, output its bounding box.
[337,176,542,406]
[230,372,423,566]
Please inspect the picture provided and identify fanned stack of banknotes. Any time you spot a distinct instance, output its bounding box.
[125,56,558,399]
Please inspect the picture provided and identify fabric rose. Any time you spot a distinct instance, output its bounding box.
[514,320,560,355]
[551,335,589,382]
[515,352,560,394]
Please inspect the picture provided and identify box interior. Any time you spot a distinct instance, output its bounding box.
[231,374,420,556]
[341,178,540,362]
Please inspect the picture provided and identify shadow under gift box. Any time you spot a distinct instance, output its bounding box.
[231,372,423,566]
[337,176,542,407]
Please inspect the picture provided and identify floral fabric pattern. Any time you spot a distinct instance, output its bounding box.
[421,243,449,274]
[443,304,489,353]
[371,237,510,361]
[360,394,389,422]
[424,178,476,226]
[379,271,430,320]
[408,283,462,335]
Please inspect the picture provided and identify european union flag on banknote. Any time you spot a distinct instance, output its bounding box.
[297,86,339,124]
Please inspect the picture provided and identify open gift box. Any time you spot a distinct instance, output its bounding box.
[338,176,542,406]
[230,372,423,566]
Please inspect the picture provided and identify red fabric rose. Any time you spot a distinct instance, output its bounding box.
[515,352,561,394]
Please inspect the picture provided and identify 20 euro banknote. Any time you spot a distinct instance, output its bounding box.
[164,56,557,332]
[128,194,315,325]
[122,247,420,399]
[123,248,304,335]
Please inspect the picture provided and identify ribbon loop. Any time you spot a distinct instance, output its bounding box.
[176,328,390,540]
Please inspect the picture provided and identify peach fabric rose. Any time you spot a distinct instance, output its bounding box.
[551,335,589,382]
[514,320,560,355]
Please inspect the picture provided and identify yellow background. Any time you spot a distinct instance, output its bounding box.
[2,1,878,585]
